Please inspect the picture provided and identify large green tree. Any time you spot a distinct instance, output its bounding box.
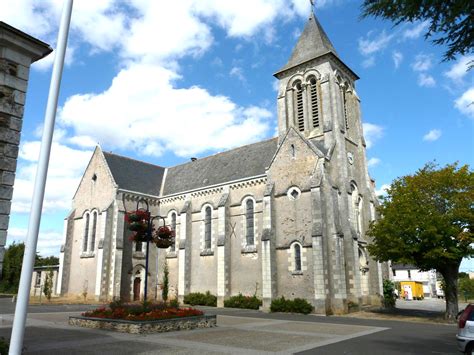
[0,242,59,293]
[0,243,25,293]
[367,163,474,320]
[361,0,473,61]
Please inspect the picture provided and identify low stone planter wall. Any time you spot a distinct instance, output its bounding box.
[69,314,217,334]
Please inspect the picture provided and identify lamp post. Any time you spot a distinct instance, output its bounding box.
[127,198,174,301]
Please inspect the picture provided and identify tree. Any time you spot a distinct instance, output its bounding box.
[459,274,474,301]
[0,243,25,293]
[361,0,473,61]
[162,262,169,302]
[36,255,59,267]
[367,162,474,320]
[0,242,59,293]
[382,279,396,308]
[42,269,54,301]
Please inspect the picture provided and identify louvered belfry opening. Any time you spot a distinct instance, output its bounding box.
[295,82,304,132]
[310,77,319,128]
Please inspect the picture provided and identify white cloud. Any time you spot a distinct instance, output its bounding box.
[418,73,436,87]
[12,142,92,213]
[291,0,340,16]
[423,129,442,141]
[7,228,62,257]
[367,157,381,167]
[362,123,384,149]
[362,57,376,68]
[402,21,429,40]
[392,51,403,69]
[411,53,433,72]
[122,2,213,64]
[230,66,246,83]
[455,88,474,119]
[444,55,474,83]
[358,31,393,56]
[292,28,302,39]
[3,1,322,70]
[272,79,280,92]
[193,0,284,38]
[1,0,127,69]
[375,183,390,197]
[32,44,76,71]
[59,63,272,158]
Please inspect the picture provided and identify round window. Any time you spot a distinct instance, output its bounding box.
[287,187,301,200]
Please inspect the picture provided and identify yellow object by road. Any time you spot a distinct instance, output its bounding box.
[400,281,424,300]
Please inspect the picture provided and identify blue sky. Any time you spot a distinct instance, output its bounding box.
[1,1,473,269]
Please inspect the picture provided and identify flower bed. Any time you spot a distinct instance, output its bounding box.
[70,301,216,334]
[82,306,204,321]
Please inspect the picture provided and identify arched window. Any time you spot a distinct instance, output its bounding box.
[90,211,97,251]
[356,196,363,236]
[170,212,177,252]
[350,183,362,236]
[204,206,212,249]
[83,213,90,252]
[294,244,302,272]
[295,82,304,132]
[245,199,255,245]
[309,77,320,128]
[341,86,349,130]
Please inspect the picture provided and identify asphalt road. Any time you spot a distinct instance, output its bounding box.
[0,299,460,354]
[195,306,458,354]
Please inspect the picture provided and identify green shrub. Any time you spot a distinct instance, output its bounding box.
[224,293,262,310]
[43,269,54,301]
[183,291,217,306]
[162,262,169,302]
[169,298,180,308]
[382,279,396,308]
[109,299,124,310]
[0,337,8,355]
[270,297,313,314]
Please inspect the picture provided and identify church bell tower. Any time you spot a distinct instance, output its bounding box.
[274,12,363,150]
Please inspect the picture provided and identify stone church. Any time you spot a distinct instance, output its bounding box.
[57,12,383,314]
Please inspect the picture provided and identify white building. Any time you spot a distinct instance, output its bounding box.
[391,263,438,297]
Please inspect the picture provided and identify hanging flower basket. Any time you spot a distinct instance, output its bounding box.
[156,226,175,239]
[129,231,149,243]
[128,221,148,232]
[154,238,174,249]
[126,210,150,223]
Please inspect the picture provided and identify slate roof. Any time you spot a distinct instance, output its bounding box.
[275,12,338,75]
[102,152,165,196]
[391,263,418,270]
[162,138,279,196]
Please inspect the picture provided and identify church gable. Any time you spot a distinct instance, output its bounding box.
[72,147,117,214]
[267,128,320,196]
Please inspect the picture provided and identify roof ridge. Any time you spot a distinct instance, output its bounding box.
[168,137,278,169]
[103,151,165,169]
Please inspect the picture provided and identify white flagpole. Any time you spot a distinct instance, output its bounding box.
[8,0,74,354]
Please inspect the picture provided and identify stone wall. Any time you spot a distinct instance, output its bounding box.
[0,22,51,276]
[69,314,217,334]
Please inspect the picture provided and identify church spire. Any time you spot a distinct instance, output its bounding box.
[275,11,339,76]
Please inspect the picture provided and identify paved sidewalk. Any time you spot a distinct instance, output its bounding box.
[0,312,387,354]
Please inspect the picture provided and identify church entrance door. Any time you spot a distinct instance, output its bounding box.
[133,277,141,301]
